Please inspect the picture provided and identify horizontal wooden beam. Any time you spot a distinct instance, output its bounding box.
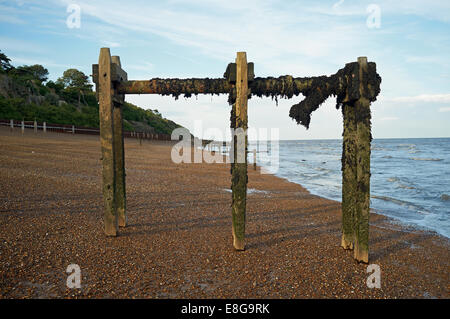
[116,76,316,96]
[92,63,128,85]
[224,62,254,83]
[116,78,232,96]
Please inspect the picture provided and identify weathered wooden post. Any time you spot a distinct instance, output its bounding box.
[111,55,127,227]
[34,120,37,133]
[353,57,371,263]
[229,52,249,250]
[253,149,257,170]
[72,125,75,134]
[340,57,374,263]
[341,101,357,250]
[21,120,24,134]
[10,119,13,132]
[98,48,118,236]
[93,49,129,235]
[43,122,47,133]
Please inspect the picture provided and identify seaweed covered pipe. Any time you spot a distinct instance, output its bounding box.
[288,61,381,129]
[116,62,381,129]
[116,78,233,97]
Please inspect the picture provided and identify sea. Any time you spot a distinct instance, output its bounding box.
[250,138,450,239]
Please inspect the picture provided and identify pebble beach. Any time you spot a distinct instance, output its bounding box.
[0,127,448,298]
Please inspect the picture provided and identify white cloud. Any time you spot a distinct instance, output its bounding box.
[10,56,81,69]
[379,117,399,121]
[391,94,450,103]
[0,13,26,24]
[101,40,120,48]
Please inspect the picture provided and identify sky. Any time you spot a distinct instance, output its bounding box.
[1,0,449,140]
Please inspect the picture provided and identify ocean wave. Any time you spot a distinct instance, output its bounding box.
[382,155,393,159]
[398,184,415,190]
[386,177,415,189]
[371,195,421,210]
[410,157,443,161]
[222,188,269,195]
[397,144,416,149]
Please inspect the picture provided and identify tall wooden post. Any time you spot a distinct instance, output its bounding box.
[34,120,37,133]
[10,119,13,132]
[98,48,118,236]
[354,57,371,263]
[230,52,248,251]
[43,122,47,133]
[341,57,372,263]
[341,102,357,250]
[111,55,127,227]
[253,149,257,170]
[21,120,24,134]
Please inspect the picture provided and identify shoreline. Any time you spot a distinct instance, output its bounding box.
[0,128,448,298]
[269,172,450,244]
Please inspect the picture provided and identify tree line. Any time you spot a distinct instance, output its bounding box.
[0,50,180,134]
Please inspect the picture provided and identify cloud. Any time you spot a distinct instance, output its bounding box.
[438,107,450,112]
[9,56,81,69]
[101,40,120,48]
[0,36,45,54]
[0,13,26,24]
[54,0,368,70]
[379,117,399,121]
[390,94,450,103]
[127,62,154,73]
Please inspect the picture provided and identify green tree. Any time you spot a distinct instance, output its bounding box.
[0,51,13,72]
[57,68,92,90]
[57,69,94,107]
[10,64,49,83]
[46,80,65,94]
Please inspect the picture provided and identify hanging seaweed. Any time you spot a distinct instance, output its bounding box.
[116,61,380,130]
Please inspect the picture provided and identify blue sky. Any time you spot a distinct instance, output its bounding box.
[1,0,449,139]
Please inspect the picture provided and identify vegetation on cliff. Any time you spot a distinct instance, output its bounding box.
[0,50,181,134]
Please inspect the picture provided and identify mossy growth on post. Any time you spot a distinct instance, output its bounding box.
[292,57,380,263]
[353,57,373,263]
[98,48,118,236]
[341,102,357,250]
[111,55,127,228]
[230,52,249,251]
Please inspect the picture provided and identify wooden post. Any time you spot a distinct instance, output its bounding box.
[354,57,371,263]
[230,52,248,251]
[21,120,24,134]
[10,119,13,132]
[111,55,127,227]
[72,125,75,134]
[34,120,37,133]
[43,122,46,133]
[253,149,257,170]
[98,48,118,236]
[341,102,356,250]
[139,133,142,146]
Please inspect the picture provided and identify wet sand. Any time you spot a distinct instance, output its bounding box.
[0,127,448,298]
